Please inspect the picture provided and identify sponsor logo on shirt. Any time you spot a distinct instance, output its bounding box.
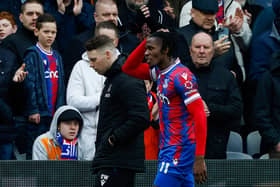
[157,92,170,104]
[45,70,58,79]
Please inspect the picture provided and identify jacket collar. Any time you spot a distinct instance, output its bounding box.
[189,20,216,35]
[104,53,127,78]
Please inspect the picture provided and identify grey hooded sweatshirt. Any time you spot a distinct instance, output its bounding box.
[32,105,84,160]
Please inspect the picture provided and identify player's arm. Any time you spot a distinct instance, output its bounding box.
[175,73,207,184]
[187,98,207,156]
[187,98,207,184]
[122,39,151,80]
[175,74,207,156]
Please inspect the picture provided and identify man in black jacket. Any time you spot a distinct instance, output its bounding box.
[2,0,44,64]
[0,46,27,159]
[1,0,44,156]
[189,32,243,159]
[85,35,150,187]
[177,0,243,84]
[254,51,280,158]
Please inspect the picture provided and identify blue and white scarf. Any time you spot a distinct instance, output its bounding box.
[56,132,78,160]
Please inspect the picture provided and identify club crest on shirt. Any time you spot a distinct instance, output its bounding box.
[157,92,170,104]
[181,73,193,89]
[184,81,193,89]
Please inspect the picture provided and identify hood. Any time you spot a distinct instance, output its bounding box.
[49,105,83,141]
[81,51,89,62]
[224,0,233,10]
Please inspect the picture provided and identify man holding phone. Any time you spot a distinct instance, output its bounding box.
[177,0,243,83]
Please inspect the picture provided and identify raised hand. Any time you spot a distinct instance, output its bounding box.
[13,63,28,83]
[244,9,252,25]
[223,8,244,34]
[73,0,83,16]
[57,0,66,14]
[139,5,150,18]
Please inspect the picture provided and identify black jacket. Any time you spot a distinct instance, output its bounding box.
[1,27,39,116]
[117,0,176,34]
[189,63,243,159]
[92,54,150,173]
[0,47,18,142]
[2,27,37,64]
[255,52,280,153]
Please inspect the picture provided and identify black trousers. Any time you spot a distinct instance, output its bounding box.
[96,168,135,187]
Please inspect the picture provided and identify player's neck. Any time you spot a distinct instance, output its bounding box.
[158,58,175,70]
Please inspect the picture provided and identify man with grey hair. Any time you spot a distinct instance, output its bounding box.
[189,32,242,159]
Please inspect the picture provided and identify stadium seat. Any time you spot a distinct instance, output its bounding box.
[246,131,261,157]
[227,131,243,153]
[259,153,269,159]
[226,152,253,160]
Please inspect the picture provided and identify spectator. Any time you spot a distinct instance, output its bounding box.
[178,0,251,83]
[32,105,84,160]
[235,0,264,29]
[66,21,121,160]
[0,46,28,160]
[249,0,280,81]
[144,80,160,160]
[0,8,31,159]
[163,0,188,27]
[245,0,280,135]
[0,11,17,42]
[2,0,44,64]
[63,0,139,83]
[86,35,150,187]
[254,52,280,159]
[24,13,65,159]
[189,32,243,159]
[122,32,207,185]
[177,0,231,68]
[44,0,94,54]
[118,0,176,41]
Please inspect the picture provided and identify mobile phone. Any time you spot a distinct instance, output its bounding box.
[218,27,229,42]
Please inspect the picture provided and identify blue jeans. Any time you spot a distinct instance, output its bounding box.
[0,142,13,160]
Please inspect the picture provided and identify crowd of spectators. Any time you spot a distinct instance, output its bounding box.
[0,0,279,162]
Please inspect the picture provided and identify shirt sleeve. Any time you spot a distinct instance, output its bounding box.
[174,72,207,156]
[122,39,151,80]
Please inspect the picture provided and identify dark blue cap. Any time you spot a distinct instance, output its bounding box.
[192,0,219,14]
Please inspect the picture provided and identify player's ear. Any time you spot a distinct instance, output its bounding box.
[162,47,169,56]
